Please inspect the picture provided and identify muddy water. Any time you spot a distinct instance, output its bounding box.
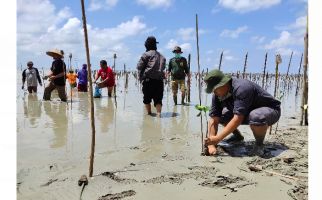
[17,72,307,200]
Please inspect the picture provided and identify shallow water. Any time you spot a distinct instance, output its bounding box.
[16,71,305,199]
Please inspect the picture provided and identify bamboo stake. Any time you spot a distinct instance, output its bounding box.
[270,54,281,135]
[80,0,96,177]
[195,14,203,153]
[295,53,303,96]
[284,51,293,90]
[242,52,248,79]
[262,52,268,88]
[187,53,191,102]
[69,53,73,109]
[113,53,117,108]
[301,17,308,126]
[218,51,223,70]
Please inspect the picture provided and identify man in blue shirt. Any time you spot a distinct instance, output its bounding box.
[204,69,281,155]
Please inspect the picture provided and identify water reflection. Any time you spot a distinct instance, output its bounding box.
[23,93,41,127]
[43,102,68,148]
[95,98,115,133]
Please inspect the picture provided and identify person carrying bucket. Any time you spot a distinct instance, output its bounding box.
[93,60,115,97]
[204,69,281,155]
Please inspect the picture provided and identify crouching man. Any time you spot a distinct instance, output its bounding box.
[204,69,281,155]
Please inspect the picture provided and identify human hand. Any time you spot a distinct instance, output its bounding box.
[204,135,221,146]
[48,75,55,81]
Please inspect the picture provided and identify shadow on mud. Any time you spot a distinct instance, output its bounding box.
[217,141,289,159]
[161,112,180,118]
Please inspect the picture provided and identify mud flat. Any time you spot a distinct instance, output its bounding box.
[17,75,307,200]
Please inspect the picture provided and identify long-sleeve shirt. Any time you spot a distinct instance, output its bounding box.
[22,67,42,87]
[137,50,166,81]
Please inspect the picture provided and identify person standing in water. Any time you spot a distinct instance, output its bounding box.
[77,64,88,92]
[167,46,189,105]
[43,49,67,102]
[22,61,42,93]
[137,36,166,117]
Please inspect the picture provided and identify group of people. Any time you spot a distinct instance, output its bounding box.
[21,35,281,156]
[136,36,281,155]
[22,49,116,101]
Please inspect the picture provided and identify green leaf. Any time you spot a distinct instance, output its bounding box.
[195,105,210,112]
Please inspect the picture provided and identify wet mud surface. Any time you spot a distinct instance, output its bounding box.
[17,75,308,200]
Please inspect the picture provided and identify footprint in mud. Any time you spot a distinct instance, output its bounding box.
[98,190,136,200]
[101,172,137,184]
[199,175,246,188]
[287,183,308,200]
[143,166,218,185]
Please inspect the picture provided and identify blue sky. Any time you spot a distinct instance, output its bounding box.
[17,0,307,73]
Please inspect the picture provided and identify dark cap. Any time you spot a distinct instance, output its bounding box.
[145,36,159,45]
[204,69,232,93]
[27,61,33,66]
[172,46,183,53]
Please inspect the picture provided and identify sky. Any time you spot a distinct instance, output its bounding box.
[16,0,308,73]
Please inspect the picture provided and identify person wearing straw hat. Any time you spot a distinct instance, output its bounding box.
[204,69,281,155]
[43,49,67,102]
[167,46,189,105]
[137,36,166,117]
[22,61,42,93]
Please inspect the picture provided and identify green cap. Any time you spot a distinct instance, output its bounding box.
[204,69,232,93]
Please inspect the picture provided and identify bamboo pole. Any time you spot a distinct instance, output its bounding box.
[300,17,308,126]
[242,52,248,79]
[69,53,73,109]
[80,0,96,177]
[218,51,223,70]
[113,53,117,108]
[284,51,293,90]
[270,54,281,135]
[262,52,268,88]
[195,14,203,153]
[295,53,303,96]
[187,53,191,102]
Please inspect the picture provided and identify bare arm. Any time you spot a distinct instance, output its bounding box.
[206,114,244,145]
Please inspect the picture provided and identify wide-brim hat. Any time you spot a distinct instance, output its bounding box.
[172,46,183,53]
[46,49,64,58]
[204,69,232,93]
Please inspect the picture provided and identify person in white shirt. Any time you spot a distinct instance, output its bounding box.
[22,61,42,93]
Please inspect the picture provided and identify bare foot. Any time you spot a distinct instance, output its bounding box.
[207,144,217,155]
[156,112,161,118]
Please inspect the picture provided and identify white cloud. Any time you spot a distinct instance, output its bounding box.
[136,0,172,9]
[17,0,149,69]
[89,0,119,11]
[165,39,191,53]
[262,16,306,55]
[218,0,281,13]
[177,28,194,41]
[251,36,266,43]
[220,26,248,38]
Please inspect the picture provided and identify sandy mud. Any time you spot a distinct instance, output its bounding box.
[17,75,307,200]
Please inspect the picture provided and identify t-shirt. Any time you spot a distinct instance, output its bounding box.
[168,57,189,80]
[209,78,281,117]
[97,66,115,84]
[77,69,88,85]
[22,67,41,87]
[50,59,66,86]
[66,73,77,85]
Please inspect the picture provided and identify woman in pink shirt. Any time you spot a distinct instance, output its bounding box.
[94,60,115,97]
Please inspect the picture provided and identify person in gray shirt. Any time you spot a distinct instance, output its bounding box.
[22,61,42,93]
[204,69,281,155]
[137,36,166,117]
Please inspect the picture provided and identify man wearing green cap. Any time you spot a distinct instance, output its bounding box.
[204,69,281,155]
